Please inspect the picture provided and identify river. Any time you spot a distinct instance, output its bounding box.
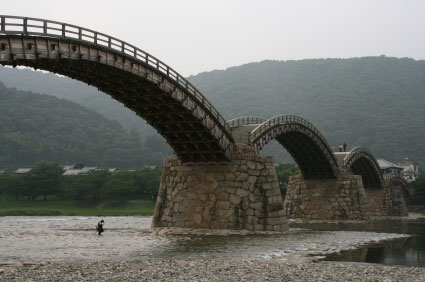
[0,216,423,267]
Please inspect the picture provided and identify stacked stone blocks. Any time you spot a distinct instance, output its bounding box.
[283,169,369,220]
[284,170,409,220]
[152,143,288,231]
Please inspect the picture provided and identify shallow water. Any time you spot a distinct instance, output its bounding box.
[318,217,425,267]
[0,216,413,265]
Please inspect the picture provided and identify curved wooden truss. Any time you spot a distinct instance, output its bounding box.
[250,115,338,179]
[343,147,384,188]
[0,15,234,162]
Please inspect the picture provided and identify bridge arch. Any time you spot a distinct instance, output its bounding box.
[249,115,338,179]
[343,147,384,188]
[0,15,234,163]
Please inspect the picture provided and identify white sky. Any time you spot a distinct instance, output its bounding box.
[3,0,425,76]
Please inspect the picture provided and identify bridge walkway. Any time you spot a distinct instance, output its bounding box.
[231,124,260,144]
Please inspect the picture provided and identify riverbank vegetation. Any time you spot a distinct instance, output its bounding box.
[0,162,160,215]
[409,168,425,205]
[0,200,155,216]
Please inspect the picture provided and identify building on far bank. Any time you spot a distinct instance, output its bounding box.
[0,169,5,174]
[143,165,158,169]
[62,167,98,176]
[377,158,404,179]
[15,168,32,174]
[399,158,419,182]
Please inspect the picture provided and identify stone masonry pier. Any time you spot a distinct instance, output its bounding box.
[284,172,408,220]
[283,170,369,220]
[152,144,288,231]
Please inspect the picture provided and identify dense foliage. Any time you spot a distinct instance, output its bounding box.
[0,67,153,136]
[0,162,162,201]
[275,164,300,198]
[409,169,425,204]
[0,83,171,169]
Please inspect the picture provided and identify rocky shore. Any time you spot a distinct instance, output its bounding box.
[1,259,425,281]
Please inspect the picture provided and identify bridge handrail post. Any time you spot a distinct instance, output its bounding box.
[23,18,28,35]
[1,16,4,32]
[61,24,65,39]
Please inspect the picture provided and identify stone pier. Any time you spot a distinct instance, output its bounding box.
[283,172,409,220]
[152,144,288,231]
[283,170,369,220]
[365,181,408,217]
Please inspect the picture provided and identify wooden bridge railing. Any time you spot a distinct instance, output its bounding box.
[227,116,266,128]
[249,115,330,146]
[0,15,233,138]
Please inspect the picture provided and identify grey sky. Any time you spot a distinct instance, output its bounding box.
[3,0,425,76]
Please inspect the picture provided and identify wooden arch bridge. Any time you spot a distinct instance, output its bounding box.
[0,15,234,163]
[0,15,388,185]
[0,16,410,228]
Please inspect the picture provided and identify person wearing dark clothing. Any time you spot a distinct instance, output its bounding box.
[96,220,104,235]
[343,142,347,152]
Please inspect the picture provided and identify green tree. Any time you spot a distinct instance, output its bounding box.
[103,171,138,199]
[25,162,64,200]
[84,170,111,201]
[276,164,300,199]
[409,171,425,204]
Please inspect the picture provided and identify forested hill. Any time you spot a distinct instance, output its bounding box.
[0,67,154,136]
[0,83,169,169]
[188,57,425,164]
[1,56,425,165]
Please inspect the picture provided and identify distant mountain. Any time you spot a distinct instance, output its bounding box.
[1,56,424,165]
[188,57,425,164]
[0,83,170,169]
[0,66,154,136]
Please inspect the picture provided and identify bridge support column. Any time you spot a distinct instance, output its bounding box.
[367,182,408,217]
[152,144,288,231]
[283,170,369,220]
[386,183,408,216]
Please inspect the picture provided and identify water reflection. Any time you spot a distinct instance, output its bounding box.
[324,236,425,266]
[304,218,425,267]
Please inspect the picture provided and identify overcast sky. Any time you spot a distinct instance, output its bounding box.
[3,0,425,76]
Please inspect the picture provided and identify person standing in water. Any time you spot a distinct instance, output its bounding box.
[96,220,105,235]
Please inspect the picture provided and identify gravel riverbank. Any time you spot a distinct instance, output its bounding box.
[1,259,425,281]
[1,216,424,281]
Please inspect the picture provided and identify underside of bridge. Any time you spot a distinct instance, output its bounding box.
[349,158,383,188]
[275,132,336,179]
[248,116,339,180]
[0,34,233,163]
[343,148,384,189]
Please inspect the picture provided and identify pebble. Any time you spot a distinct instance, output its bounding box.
[1,260,424,281]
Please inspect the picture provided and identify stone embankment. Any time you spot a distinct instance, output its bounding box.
[153,143,288,231]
